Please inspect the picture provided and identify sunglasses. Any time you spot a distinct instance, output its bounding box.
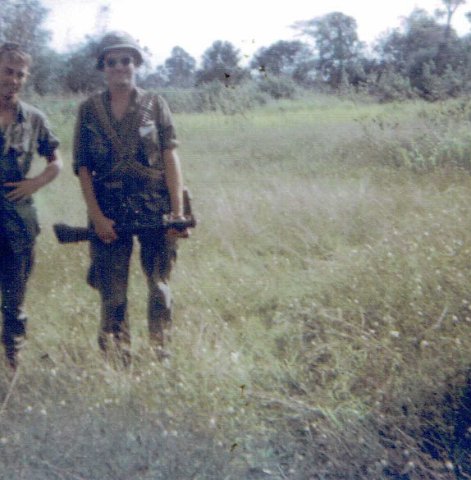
[105,56,133,68]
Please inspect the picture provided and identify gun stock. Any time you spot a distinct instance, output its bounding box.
[53,224,91,244]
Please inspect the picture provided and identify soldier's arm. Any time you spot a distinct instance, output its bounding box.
[78,166,117,244]
[164,148,184,218]
[163,148,190,238]
[4,150,62,201]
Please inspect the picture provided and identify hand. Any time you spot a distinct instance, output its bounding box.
[166,227,189,239]
[165,213,190,239]
[92,215,118,244]
[4,179,41,201]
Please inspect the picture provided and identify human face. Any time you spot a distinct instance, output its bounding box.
[103,49,136,91]
[0,58,28,105]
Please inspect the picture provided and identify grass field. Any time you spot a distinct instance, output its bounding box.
[0,93,471,479]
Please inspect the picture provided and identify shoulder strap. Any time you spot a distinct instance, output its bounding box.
[92,93,129,156]
[92,92,163,181]
[138,90,156,127]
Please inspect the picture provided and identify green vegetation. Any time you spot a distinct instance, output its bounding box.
[3,0,471,103]
[1,94,471,479]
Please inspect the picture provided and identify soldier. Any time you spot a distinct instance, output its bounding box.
[0,43,62,369]
[73,31,188,366]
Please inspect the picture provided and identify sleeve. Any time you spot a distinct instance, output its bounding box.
[36,113,60,158]
[72,101,91,175]
[156,95,179,151]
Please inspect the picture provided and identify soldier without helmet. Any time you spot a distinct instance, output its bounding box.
[0,43,62,369]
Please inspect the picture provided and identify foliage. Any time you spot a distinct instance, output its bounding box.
[139,65,168,89]
[164,46,196,88]
[367,68,417,102]
[0,0,50,56]
[141,82,269,114]
[191,80,268,114]
[250,40,314,82]
[63,36,104,93]
[0,0,67,95]
[152,88,198,113]
[256,75,301,99]
[293,11,366,89]
[3,1,471,102]
[196,40,249,86]
[374,8,464,99]
[28,48,68,95]
[351,98,471,172]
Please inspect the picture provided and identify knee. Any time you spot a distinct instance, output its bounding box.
[2,311,27,341]
[149,281,172,310]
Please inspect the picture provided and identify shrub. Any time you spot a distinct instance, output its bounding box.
[157,88,199,114]
[368,69,416,102]
[257,75,301,100]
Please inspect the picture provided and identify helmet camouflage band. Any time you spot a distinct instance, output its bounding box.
[96,31,143,70]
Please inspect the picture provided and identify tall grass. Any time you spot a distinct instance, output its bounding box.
[1,94,471,478]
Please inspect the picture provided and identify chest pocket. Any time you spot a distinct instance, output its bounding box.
[2,123,34,175]
[5,122,32,155]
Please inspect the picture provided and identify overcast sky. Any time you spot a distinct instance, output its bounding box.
[41,0,471,64]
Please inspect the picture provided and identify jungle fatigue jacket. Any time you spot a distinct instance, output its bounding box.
[0,101,60,253]
[73,88,178,227]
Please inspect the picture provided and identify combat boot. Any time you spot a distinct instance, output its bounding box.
[98,332,132,369]
[150,330,171,362]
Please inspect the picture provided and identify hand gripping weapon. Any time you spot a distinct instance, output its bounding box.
[53,188,196,244]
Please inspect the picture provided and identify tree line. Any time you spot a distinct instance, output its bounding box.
[3,0,471,102]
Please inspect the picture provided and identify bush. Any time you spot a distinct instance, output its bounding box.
[156,88,199,114]
[349,99,471,172]
[368,69,416,102]
[257,75,301,100]
[193,80,269,114]
[157,81,271,115]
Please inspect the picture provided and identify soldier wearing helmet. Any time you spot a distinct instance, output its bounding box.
[94,31,144,71]
[73,31,188,366]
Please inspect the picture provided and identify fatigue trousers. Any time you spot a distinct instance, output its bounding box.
[0,235,34,367]
[88,229,176,364]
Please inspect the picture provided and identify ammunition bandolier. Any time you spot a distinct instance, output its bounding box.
[87,89,174,229]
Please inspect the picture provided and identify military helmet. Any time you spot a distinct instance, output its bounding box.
[95,31,143,70]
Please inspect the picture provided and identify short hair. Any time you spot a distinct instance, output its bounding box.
[0,43,31,67]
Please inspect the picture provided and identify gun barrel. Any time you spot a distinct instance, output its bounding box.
[161,214,196,231]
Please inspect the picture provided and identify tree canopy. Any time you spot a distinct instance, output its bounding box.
[2,0,471,102]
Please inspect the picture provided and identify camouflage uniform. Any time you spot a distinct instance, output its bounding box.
[0,102,59,365]
[73,88,178,362]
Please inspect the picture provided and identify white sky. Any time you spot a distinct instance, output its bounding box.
[41,0,471,65]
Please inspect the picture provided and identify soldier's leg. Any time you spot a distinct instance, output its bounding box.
[139,230,177,357]
[89,235,133,366]
[0,238,34,369]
